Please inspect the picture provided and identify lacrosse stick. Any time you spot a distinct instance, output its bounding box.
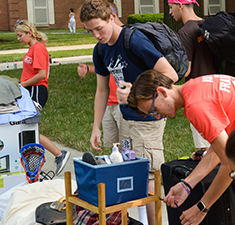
[20,143,45,183]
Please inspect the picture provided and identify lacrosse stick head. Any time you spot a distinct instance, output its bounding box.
[20,143,45,183]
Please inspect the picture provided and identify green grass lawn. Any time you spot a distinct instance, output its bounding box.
[0,29,97,50]
[0,64,195,161]
[0,29,96,63]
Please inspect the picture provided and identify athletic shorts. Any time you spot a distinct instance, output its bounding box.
[25,85,48,111]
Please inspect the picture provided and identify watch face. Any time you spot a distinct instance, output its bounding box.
[197,201,209,212]
[197,201,205,211]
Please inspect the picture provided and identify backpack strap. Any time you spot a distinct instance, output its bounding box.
[96,42,102,60]
[97,28,150,70]
[123,26,149,70]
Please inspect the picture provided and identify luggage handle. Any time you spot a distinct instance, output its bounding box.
[170,164,193,182]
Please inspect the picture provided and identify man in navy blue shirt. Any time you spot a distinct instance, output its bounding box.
[80,1,178,224]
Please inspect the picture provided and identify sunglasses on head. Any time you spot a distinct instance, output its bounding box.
[16,20,23,25]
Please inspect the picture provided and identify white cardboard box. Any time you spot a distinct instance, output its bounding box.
[0,121,39,173]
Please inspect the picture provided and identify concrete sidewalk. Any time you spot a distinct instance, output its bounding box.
[0,44,96,55]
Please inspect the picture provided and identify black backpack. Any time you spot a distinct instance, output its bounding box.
[198,11,235,64]
[97,22,189,82]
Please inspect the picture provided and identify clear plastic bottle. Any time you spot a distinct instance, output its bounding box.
[110,143,123,163]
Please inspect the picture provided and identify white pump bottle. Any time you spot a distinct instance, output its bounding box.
[110,143,123,163]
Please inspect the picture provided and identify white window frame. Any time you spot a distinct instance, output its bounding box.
[134,0,159,14]
[204,0,226,16]
[48,0,55,24]
[113,0,122,18]
[27,0,55,26]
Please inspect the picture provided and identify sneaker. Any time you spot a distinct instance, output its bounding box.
[82,151,106,165]
[82,151,98,165]
[55,150,71,175]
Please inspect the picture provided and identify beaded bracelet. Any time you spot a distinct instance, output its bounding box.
[87,65,89,73]
[181,179,193,192]
[180,181,191,195]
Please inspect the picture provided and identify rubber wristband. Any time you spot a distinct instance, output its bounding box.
[87,65,89,73]
[180,182,191,195]
[181,179,193,192]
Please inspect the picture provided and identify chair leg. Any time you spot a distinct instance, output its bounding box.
[121,208,128,225]
[65,171,73,225]
[155,171,162,225]
[98,183,106,224]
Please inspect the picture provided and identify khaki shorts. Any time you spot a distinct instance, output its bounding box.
[127,119,166,179]
[102,104,130,147]
[190,123,210,149]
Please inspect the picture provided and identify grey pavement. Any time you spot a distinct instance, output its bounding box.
[1,44,169,224]
[0,44,96,55]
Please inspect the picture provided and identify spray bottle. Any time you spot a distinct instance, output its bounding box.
[110,143,123,163]
[121,139,135,161]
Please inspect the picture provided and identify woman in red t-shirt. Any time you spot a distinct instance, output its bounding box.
[14,20,70,175]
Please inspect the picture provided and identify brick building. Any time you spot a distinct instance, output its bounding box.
[0,0,234,31]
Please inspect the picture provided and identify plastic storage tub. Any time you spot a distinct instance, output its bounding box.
[73,156,150,206]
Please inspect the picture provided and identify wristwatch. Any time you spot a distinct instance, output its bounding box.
[197,200,210,213]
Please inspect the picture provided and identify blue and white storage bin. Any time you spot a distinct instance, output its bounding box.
[73,156,150,206]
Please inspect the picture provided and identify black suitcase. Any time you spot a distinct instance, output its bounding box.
[161,159,235,225]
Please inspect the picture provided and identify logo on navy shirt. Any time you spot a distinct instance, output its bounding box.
[107,54,128,88]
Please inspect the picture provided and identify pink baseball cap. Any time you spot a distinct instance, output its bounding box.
[168,0,200,7]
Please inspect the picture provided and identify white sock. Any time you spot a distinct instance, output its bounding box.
[137,205,148,225]
[56,152,62,158]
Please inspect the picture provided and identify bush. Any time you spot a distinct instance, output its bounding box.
[127,13,164,24]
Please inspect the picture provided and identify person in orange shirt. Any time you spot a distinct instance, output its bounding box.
[14,20,70,175]
[127,70,235,225]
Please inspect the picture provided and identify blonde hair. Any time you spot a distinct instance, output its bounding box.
[14,20,48,45]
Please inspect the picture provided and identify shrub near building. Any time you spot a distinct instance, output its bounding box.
[127,13,164,24]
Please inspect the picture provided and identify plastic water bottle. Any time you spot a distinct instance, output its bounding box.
[13,61,17,69]
[6,61,9,70]
[110,143,123,163]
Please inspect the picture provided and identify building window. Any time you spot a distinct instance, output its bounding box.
[27,0,55,26]
[140,0,154,13]
[113,0,122,17]
[204,0,225,16]
[34,0,48,25]
[134,0,159,14]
